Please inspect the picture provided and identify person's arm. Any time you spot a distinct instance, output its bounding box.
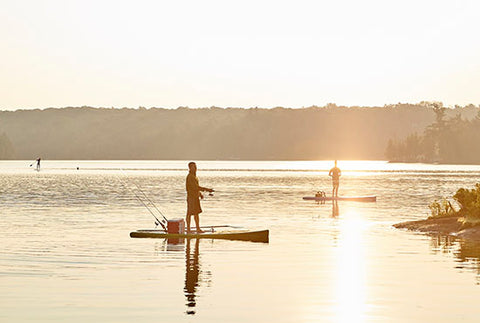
[199,186,214,193]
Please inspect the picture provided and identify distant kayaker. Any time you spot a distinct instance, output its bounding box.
[186,162,214,233]
[35,158,41,171]
[328,160,341,197]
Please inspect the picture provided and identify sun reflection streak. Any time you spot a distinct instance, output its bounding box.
[333,211,368,323]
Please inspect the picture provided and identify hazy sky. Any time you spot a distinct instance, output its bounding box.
[1,0,479,110]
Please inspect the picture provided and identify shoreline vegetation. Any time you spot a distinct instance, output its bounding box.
[1,102,480,161]
[385,103,480,164]
[395,184,480,241]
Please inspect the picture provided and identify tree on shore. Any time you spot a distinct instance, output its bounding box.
[385,103,480,164]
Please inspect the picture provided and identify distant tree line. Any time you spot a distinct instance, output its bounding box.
[385,103,480,164]
[0,103,478,161]
[0,132,15,159]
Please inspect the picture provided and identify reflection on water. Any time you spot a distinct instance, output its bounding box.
[431,235,480,283]
[457,240,480,285]
[456,240,480,265]
[184,239,200,315]
[332,201,339,217]
[312,196,339,217]
[164,238,208,316]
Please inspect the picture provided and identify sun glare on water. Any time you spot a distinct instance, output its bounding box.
[333,210,369,322]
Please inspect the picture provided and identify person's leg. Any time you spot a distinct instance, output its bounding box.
[186,214,192,232]
[193,213,203,233]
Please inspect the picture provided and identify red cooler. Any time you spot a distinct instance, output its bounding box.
[167,218,185,234]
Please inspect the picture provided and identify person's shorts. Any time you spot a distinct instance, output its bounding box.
[187,196,202,215]
[332,180,339,188]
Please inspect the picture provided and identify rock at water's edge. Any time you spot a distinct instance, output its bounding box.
[394,216,480,241]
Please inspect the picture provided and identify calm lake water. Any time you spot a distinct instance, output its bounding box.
[1,160,480,322]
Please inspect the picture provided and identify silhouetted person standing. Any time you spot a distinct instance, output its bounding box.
[186,162,213,233]
[35,158,41,171]
[328,160,341,197]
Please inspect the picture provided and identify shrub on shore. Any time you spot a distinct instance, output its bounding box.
[453,184,480,223]
[429,198,457,218]
[429,184,480,223]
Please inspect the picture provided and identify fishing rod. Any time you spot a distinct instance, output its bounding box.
[122,170,169,223]
[117,170,168,230]
[129,184,167,230]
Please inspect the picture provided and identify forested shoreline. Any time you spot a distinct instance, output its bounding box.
[385,104,480,164]
[0,103,479,162]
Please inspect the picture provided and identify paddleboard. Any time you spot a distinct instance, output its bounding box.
[130,229,269,243]
[303,195,376,202]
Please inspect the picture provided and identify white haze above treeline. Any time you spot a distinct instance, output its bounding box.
[1,1,480,109]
